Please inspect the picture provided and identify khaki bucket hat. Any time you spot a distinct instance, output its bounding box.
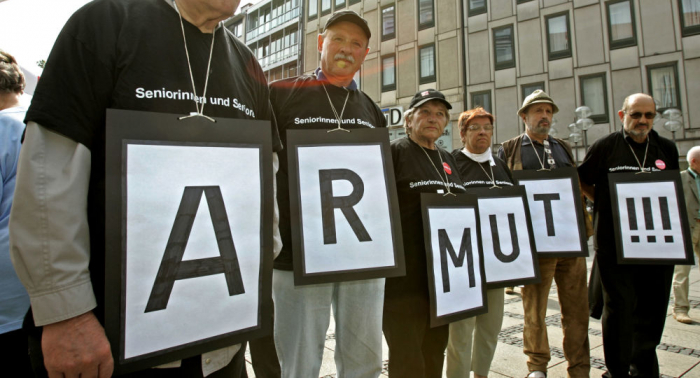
[517,89,559,115]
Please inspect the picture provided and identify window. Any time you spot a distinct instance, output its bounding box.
[471,91,492,113]
[517,0,534,3]
[335,0,345,10]
[308,0,318,20]
[382,55,396,92]
[607,0,637,49]
[680,0,700,36]
[468,0,486,16]
[418,0,435,29]
[545,12,571,60]
[382,5,396,41]
[521,82,544,101]
[350,0,361,4]
[647,63,681,111]
[321,0,331,15]
[493,25,515,70]
[231,21,243,38]
[419,44,436,84]
[580,73,609,123]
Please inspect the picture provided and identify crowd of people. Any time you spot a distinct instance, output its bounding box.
[2,1,698,378]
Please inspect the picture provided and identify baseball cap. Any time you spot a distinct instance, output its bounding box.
[324,10,371,39]
[409,89,453,110]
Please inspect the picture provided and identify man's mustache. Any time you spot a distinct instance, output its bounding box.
[334,53,355,63]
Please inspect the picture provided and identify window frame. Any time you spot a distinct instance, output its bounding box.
[335,0,346,10]
[545,11,572,61]
[381,54,397,92]
[470,90,492,113]
[679,0,700,36]
[521,82,544,102]
[419,44,437,84]
[381,4,396,41]
[493,25,516,70]
[647,62,682,112]
[606,0,637,49]
[349,0,361,4]
[308,0,318,20]
[418,0,435,30]
[468,0,486,16]
[516,0,534,3]
[579,73,609,124]
[321,0,332,16]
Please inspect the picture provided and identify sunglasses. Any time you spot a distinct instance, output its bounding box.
[625,111,656,120]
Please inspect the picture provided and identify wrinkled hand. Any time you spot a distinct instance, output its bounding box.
[42,311,114,378]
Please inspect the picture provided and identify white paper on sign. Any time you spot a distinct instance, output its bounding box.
[519,178,581,253]
[477,196,536,284]
[124,144,262,359]
[297,144,395,273]
[427,208,484,317]
[616,181,686,259]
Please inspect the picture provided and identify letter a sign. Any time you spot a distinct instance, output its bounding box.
[609,171,695,264]
[287,129,405,285]
[421,194,487,327]
[104,110,274,374]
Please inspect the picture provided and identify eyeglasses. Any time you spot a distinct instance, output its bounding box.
[625,111,656,120]
[466,124,494,132]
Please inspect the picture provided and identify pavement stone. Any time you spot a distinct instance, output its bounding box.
[246,249,700,377]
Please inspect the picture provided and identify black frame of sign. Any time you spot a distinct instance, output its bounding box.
[512,167,590,258]
[286,128,405,285]
[464,186,541,289]
[104,109,274,374]
[421,193,488,328]
[608,170,695,265]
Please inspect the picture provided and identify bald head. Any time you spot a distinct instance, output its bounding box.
[688,146,700,173]
[620,93,654,113]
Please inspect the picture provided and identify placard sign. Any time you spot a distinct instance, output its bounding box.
[464,186,540,289]
[286,128,404,285]
[512,167,589,257]
[105,109,274,374]
[609,170,695,265]
[421,194,487,328]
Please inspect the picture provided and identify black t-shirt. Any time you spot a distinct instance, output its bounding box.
[24,0,281,322]
[519,136,573,170]
[385,137,466,300]
[578,129,679,252]
[451,149,514,188]
[269,72,387,270]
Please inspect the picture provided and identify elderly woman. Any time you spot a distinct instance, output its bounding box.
[383,89,466,378]
[446,107,514,378]
[0,49,31,374]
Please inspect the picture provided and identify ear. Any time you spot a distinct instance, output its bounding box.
[318,34,324,53]
[618,110,625,123]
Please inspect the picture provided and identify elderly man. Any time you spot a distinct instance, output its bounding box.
[10,0,281,377]
[269,10,387,378]
[673,146,700,324]
[498,90,590,378]
[578,93,678,377]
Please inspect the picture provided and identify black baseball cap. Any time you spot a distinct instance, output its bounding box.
[409,89,453,110]
[324,10,371,39]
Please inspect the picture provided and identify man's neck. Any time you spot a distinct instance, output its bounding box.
[174,0,221,33]
[624,130,648,144]
[525,129,547,144]
[318,68,354,88]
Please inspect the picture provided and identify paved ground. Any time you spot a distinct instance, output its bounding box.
[244,253,700,377]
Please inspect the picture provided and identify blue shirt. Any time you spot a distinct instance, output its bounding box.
[0,106,30,333]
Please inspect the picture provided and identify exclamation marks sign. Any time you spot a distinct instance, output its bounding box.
[626,197,673,243]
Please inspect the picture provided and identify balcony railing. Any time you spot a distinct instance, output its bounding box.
[259,44,299,69]
[247,6,300,41]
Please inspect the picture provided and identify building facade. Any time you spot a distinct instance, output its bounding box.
[301,0,700,160]
[227,0,303,83]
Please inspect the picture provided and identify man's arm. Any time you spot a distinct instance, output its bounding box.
[580,181,595,202]
[10,122,113,377]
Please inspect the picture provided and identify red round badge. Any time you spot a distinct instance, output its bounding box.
[655,159,666,170]
[443,162,452,175]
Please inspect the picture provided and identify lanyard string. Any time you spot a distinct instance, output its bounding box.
[419,144,455,196]
[625,136,650,174]
[321,82,350,133]
[525,134,556,171]
[476,160,501,189]
[175,1,217,122]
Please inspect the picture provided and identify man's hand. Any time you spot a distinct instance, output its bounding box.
[42,311,114,378]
